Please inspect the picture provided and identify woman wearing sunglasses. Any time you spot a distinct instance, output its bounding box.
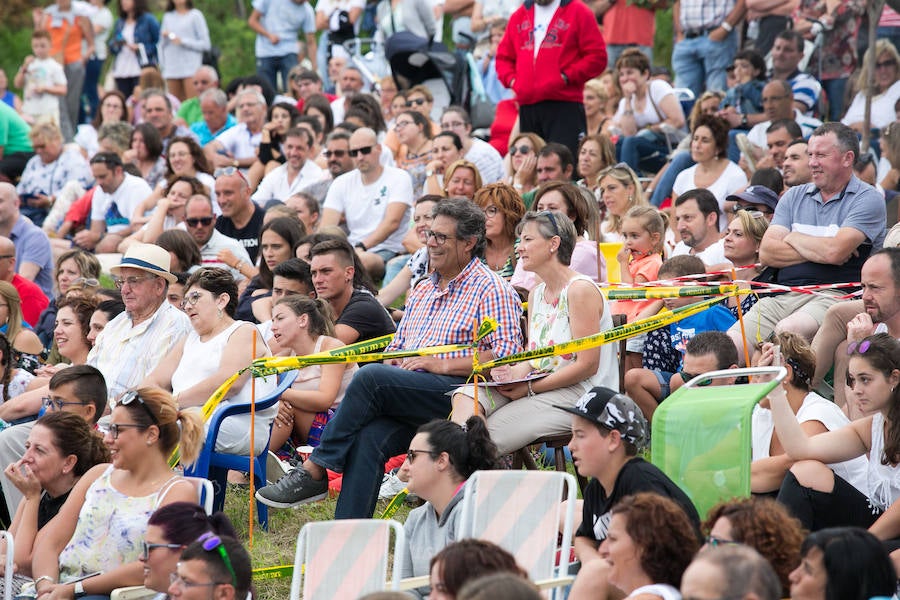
[701,497,804,596]
[721,207,768,317]
[504,133,545,197]
[141,502,239,598]
[31,387,203,598]
[142,267,276,457]
[168,533,252,600]
[772,333,900,536]
[1,412,109,578]
[399,417,499,591]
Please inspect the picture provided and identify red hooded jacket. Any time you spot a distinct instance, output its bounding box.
[495,0,608,106]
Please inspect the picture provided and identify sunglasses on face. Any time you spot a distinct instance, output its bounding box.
[323,149,348,158]
[185,216,214,228]
[678,371,712,386]
[406,98,427,107]
[508,145,533,156]
[349,146,374,157]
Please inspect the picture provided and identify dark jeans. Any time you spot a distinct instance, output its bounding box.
[616,130,669,176]
[519,100,586,162]
[115,76,140,99]
[310,363,466,519]
[80,57,105,124]
[256,53,298,93]
[651,150,695,207]
[0,152,34,183]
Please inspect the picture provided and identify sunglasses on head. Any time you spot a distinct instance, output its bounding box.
[198,533,237,587]
[213,166,249,183]
[349,146,374,157]
[847,340,872,355]
[118,390,159,425]
[185,216,214,227]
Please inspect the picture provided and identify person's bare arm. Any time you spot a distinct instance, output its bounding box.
[318,207,343,230]
[17,261,41,282]
[247,9,277,44]
[73,219,104,251]
[360,202,407,249]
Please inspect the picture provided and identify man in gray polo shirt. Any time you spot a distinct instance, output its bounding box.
[728,123,886,362]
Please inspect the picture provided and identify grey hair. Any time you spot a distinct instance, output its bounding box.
[199,88,228,108]
[517,211,576,265]
[140,88,172,111]
[97,121,133,151]
[692,545,782,600]
[196,65,218,82]
[236,88,267,108]
[433,197,487,259]
[811,122,859,162]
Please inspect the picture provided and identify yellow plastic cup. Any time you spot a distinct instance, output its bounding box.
[598,242,624,283]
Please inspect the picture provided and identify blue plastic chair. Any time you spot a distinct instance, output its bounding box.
[185,370,298,529]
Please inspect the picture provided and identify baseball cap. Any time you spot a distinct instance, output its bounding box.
[725,185,779,212]
[555,387,648,447]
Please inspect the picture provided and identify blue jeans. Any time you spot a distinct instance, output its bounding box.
[617,130,669,175]
[651,150,695,207]
[256,53,298,93]
[310,363,466,519]
[80,57,104,124]
[671,30,737,93]
[821,77,848,123]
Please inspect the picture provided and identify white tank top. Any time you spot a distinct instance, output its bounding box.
[867,412,900,512]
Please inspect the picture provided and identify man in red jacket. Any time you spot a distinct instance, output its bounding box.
[495,0,607,157]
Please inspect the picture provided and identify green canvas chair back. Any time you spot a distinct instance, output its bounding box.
[650,367,786,518]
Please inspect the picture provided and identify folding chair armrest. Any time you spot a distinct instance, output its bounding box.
[396,575,430,591]
[109,586,158,600]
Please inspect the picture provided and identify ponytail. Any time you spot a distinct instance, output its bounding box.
[176,408,205,467]
[463,416,499,476]
[417,417,499,481]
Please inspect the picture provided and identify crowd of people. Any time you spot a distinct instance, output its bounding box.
[0,0,899,597]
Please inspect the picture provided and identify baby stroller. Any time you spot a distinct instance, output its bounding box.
[385,31,470,120]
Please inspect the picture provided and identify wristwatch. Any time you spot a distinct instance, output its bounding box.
[741,114,748,127]
[355,242,367,251]
[74,581,87,598]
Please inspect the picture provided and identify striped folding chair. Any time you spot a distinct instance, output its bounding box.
[457,470,577,587]
[651,367,786,518]
[290,519,406,600]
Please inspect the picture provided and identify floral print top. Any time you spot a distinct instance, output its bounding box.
[795,0,865,81]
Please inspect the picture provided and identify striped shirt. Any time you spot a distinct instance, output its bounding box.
[88,299,192,404]
[389,257,523,360]
[678,0,734,31]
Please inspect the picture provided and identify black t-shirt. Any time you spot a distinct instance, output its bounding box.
[215,204,265,264]
[38,488,71,529]
[576,457,701,545]
[338,289,396,342]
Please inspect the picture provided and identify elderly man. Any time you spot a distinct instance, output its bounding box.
[205,89,267,172]
[76,152,152,253]
[141,89,197,153]
[182,194,251,282]
[252,127,323,205]
[0,182,53,298]
[329,66,365,124]
[256,198,523,517]
[728,123,887,361]
[177,65,220,126]
[0,365,108,525]
[0,235,48,326]
[190,88,236,146]
[215,169,265,263]
[320,127,413,280]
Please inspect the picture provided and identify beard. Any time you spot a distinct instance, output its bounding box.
[535,0,555,5]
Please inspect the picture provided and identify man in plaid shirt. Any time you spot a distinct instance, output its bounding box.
[257,198,523,517]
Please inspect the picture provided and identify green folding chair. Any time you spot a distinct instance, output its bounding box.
[650,367,786,519]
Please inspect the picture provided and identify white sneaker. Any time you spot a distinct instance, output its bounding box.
[266,451,291,485]
[378,472,408,499]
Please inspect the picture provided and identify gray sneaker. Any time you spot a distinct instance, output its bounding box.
[255,467,328,508]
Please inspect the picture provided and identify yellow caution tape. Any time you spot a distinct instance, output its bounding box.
[605,284,739,300]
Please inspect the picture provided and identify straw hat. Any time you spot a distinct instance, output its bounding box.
[110,243,178,284]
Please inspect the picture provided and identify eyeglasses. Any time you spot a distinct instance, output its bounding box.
[393,120,414,130]
[406,449,440,463]
[847,340,872,355]
[185,216,214,228]
[119,390,159,425]
[180,290,203,309]
[508,145,533,156]
[483,205,499,217]
[678,370,712,386]
[877,59,898,69]
[42,396,88,411]
[424,230,457,245]
[406,98,427,107]
[348,146,374,157]
[141,540,183,561]
[169,572,227,591]
[113,274,155,289]
[537,211,560,236]
[761,94,789,103]
[70,277,100,287]
[198,533,237,587]
[704,535,738,547]
[0,255,14,260]
[213,166,249,183]
[322,149,348,158]
[107,423,149,439]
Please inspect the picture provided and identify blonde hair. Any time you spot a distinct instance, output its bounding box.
[598,163,647,235]
[29,121,63,144]
[623,205,667,255]
[443,160,484,197]
[735,210,769,248]
[120,387,205,466]
[0,282,27,347]
[856,39,900,93]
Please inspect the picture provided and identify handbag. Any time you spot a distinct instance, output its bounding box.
[647,86,688,149]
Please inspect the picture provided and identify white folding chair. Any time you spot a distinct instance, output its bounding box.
[457,470,577,585]
[184,476,215,514]
[290,519,406,600]
[0,531,12,600]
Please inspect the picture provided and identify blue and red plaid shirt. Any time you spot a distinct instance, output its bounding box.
[388,257,523,360]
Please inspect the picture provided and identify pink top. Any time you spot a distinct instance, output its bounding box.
[611,252,662,323]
